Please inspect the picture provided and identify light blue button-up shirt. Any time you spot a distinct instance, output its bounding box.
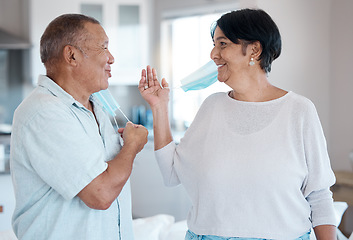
[10,75,134,240]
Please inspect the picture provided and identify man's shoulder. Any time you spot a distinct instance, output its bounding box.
[14,87,69,127]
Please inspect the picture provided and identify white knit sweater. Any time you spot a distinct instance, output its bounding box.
[155,91,336,239]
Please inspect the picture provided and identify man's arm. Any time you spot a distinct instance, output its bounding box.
[77,122,148,210]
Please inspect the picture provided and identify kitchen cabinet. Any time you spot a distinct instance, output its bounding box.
[130,140,191,221]
[0,134,10,174]
[0,134,14,231]
[29,0,150,86]
[332,171,353,206]
[332,171,353,236]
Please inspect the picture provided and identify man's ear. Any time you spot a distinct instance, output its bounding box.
[63,45,77,66]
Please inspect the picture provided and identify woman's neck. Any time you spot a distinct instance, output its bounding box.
[228,79,287,102]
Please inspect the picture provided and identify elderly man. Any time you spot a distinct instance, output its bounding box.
[10,14,148,240]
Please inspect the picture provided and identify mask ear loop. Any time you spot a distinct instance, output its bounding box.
[94,91,128,146]
[117,108,130,122]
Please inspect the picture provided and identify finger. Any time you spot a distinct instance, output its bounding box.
[125,121,134,128]
[161,78,169,88]
[140,69,146,84]
[152,68,159,87]
[146,65,153,87]
[138,69,147,92]
[117,128,125,134]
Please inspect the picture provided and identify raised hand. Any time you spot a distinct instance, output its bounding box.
[138,65,170,108]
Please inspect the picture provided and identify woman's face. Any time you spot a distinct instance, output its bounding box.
[210,26,251,85]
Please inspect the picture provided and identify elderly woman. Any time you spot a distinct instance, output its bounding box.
[139,8,336,240]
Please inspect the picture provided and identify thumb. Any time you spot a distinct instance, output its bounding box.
[161,78,169,88]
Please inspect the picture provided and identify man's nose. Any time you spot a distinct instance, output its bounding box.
[107,50,114,64]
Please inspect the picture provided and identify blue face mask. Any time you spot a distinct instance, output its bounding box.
[92,89,130,122]
[180,60,218,92]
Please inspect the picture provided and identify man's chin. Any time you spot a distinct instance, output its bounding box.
[101,80,109,90]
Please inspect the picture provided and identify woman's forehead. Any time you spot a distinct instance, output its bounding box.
[213,27,227,41]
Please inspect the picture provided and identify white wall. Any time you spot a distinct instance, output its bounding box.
[329,0,353,171]
[329,2,353,233]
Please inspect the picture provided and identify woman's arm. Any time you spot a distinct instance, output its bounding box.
[138,66,173,150]
[313,225,336,240]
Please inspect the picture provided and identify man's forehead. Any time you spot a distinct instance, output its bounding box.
[83,22,108,44]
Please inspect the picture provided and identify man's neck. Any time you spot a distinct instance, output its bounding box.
[49,73,91,110]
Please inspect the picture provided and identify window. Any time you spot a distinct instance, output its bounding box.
[161,13,231,130]
[117,5,141,70]
[81,4,103,23]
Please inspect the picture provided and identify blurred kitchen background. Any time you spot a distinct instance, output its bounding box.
[0,0,353,237]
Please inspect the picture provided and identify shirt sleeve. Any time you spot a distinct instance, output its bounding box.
[301,100,336,227]
[154,141,181,187]
[20,106,108,200]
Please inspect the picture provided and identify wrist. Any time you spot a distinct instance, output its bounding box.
[121,141,140,156]
[151,102,169,115]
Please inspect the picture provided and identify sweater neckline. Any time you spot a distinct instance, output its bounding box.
[225,90,292,105]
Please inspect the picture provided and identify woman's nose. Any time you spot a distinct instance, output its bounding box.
[210,46,218,61]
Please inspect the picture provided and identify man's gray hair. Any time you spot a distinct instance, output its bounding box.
[40,13,100,69]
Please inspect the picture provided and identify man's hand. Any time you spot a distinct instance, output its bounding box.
[118,122,148,154]
[78,122,148,210]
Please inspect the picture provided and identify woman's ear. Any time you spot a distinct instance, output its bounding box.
[251,41,262,60]
[63,45,77,66]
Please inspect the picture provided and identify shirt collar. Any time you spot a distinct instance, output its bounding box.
[37,75,98,109]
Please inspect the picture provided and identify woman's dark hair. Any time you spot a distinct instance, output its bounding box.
[211,8,281,73]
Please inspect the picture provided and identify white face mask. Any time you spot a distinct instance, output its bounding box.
[92,89,130,122]
[180,60,218,92]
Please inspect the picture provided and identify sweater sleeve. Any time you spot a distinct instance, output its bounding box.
[154,94,218,188]
[154,141,181,187]
[301,100,336,227]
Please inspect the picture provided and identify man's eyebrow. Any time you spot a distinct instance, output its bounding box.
[100,40,109,48]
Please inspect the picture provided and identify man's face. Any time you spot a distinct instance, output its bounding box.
[77,22,115,94]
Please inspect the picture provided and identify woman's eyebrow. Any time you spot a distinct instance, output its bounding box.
[214,36,227,42]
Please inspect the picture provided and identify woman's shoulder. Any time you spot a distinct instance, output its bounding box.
[286,91,319,116]
[203,91,229,103]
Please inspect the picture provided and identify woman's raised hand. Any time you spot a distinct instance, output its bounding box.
[138,65,170,108]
